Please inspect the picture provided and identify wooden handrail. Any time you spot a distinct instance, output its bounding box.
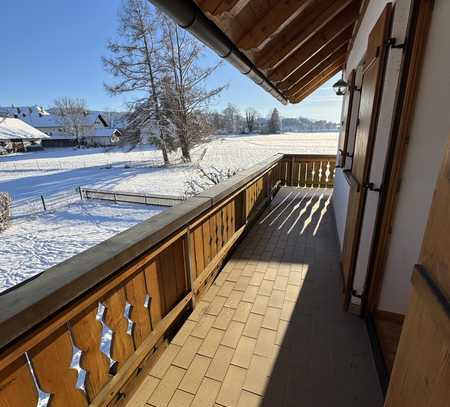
[0,153,336,406]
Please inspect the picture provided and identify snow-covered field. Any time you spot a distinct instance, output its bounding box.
[0,132,337,292]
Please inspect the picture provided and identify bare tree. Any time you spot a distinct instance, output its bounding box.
[222,104,242,134]
[52,97,88,145]
[161,16,226,162]
[245,108,259,133]
[103,0,175,164]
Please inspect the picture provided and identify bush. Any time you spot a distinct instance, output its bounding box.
[0,192,11,232]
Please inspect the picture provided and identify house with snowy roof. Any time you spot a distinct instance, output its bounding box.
[0,106,111,147]
[0,117,49,153]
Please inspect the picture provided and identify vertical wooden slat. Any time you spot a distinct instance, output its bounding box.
[210,215,217,259]
[124,271,152,347]
[222,206,229,244]
[159,247,178,312]
[216,210,223,250]
[30,326,88,406]
[71,304,109,400]
[202,220,212,266]
[0,355,38,406]
[193,225,205,277]
[173,238,188,298]
[103,287,135,367]
[143,260,164,324]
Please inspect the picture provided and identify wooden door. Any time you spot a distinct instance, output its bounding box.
[384,137,450,406]
[341,4,393,308]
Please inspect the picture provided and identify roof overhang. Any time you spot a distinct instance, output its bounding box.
[148,0,365,104]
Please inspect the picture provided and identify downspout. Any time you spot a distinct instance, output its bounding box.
[147,0,288,105]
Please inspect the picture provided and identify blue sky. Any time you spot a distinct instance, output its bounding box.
[0,0,343,122]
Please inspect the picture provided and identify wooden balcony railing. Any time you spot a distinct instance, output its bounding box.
[0,153,335,407]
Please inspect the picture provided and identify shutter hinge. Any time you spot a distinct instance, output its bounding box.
[386,37,405,49]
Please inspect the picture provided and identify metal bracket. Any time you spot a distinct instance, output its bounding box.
[364,182,382,192]
[386,37,405,49]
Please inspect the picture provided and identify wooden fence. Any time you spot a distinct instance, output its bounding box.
[0,154,335,407]
[80,188,186,207]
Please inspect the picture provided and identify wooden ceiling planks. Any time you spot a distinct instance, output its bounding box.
[236,0,315,50]
[291,57,346,102]
[268,23,354,83]
[278,39,350,92]
[194,0,363,103]
[254,0,356,69]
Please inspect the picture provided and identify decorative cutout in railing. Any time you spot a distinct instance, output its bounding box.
[25,352,51,407]
[96,302,118,376]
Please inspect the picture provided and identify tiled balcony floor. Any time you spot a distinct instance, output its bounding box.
[128,187,383,407]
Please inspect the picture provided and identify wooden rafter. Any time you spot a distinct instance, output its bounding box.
[287,52,346,100]
[269,24,354,83]
[255,0,357,70]
[235,0,314,50]
[291,65,343,103]
[277,31,350,91]
[213,0,251,16]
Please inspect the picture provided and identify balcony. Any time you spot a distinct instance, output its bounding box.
[0,154,382,406]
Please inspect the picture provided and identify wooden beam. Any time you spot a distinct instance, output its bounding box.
[278,31,350,91]
[291,63,344,103]
[213,0,251,16]
[255,0,359,70]
[196,0,224,14]
[291,65,343,103]
[268,21,354,83]
[235,0,314,50]
[289,54,346,101]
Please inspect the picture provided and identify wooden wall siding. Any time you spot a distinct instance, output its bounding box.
[0,154,334,407]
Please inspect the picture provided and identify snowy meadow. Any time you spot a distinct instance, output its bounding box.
[0,132,337,291]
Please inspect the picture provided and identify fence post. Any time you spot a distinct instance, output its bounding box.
[41,195,47,211]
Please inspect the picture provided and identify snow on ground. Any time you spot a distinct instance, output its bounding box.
[0,132,337,292]
[0,201,163,291]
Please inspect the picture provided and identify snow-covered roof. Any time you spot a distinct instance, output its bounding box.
[0,118,49,140]
[0,106,108,129]
[86,128,120,138]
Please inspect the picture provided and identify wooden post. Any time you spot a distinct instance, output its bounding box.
[40,195,47,211]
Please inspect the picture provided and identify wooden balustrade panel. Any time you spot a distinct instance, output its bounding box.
[29,326,88,406]
[71,303,110,400]
[158,238,188,313]
[103,286,135,367]
[234,191,245,229]
[0,355,37,406]
[143,260,163,325]
[124,271,153,348]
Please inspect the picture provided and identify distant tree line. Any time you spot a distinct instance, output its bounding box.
[209,103,338,134]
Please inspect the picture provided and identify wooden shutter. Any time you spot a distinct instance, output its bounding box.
[384,137,450,406]
[341,4,393,308]
[338,69,356,168]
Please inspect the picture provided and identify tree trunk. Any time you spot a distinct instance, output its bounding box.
[180,138,191,162]
[161,143,169,164]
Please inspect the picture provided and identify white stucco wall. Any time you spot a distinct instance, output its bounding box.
[378,0,450,313]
